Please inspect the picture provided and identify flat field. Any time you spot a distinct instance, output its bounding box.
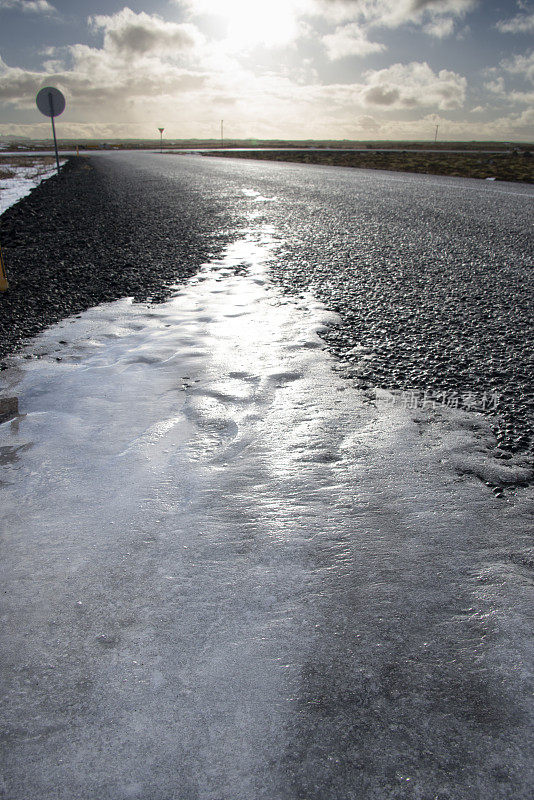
[205,148,534,182]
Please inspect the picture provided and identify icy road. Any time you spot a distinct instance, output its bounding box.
[0,154,533,800]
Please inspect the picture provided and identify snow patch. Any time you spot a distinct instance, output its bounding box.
[0,161,65,216]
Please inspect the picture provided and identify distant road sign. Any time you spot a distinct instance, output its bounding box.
[36,87,66,173]
[36,87,66,118]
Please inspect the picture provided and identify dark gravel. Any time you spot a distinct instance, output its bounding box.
[251,165,534,466]
[0,156,234,360]
[271,230,534,459]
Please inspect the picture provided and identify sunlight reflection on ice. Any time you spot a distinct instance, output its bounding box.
[0,222,532,800]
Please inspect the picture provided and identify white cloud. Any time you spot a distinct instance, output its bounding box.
[0,0,55,13]
[308,0,477,32]
[485,64,534,105]
[361,61,467,109]
[322,23,385,59]
[485,75,534,106]
[0,8,207,117]
[485,77,505,94]
[507,88,534,103]
[496,11,534,34]
[500,50,534,83]
[423,16,455,37]
[482,50,534,108]
[1,2,531,141]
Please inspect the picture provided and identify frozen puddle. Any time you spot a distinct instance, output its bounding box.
[0,226,533,800]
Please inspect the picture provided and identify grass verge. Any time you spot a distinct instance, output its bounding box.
[0,156,57,181]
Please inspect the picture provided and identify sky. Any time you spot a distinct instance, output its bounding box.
[0,0,533,141]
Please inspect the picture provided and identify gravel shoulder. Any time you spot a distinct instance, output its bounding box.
[0,156,233,362]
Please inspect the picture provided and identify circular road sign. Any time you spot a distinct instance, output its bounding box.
[36,87,66,118]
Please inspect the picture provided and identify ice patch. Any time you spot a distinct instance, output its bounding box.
[241,186,277,202]
[0,225,532,799]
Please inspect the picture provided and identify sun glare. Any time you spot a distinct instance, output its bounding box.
[203,0,301,48]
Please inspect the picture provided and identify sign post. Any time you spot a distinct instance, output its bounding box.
[158,127,164,154]
[0,242,8,291]
[36,87,66,174]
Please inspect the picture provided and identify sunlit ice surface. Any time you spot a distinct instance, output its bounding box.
[0,222,532,799]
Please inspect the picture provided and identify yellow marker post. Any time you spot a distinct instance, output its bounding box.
[0,242,8,291]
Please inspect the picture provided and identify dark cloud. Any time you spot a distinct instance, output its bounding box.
[0,58,43,99]
[364,85,400,104]
[90,9,201,57]
[106,22,198,55]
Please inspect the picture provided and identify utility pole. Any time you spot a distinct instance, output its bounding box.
[221,119,224,148]
[434,124,439,144]
[158,127,164,153]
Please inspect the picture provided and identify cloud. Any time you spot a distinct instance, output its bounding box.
[485,58,534,106]
[357,114,380,131]
[181,0,476,48]
[364,85,400,104]
[482,50,534,107]
[485,80,534,106]
[361,61,466,109]
[422,16,455,37]
[89,8,202,56]
[1,2,530,141]
[500,50,534,83]
[0,8,207,118]
[322,23,385,59]
[0,0,56,13]
[485,77,505,94]
[0,54,45,98]
[308,0,477,33]
[496,11,534,34]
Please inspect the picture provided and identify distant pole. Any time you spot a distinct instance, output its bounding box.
[221,119,224,148]
[158,127,164,154]
[434,124,439,144]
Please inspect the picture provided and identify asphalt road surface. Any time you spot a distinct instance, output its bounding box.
[0,153,533,800]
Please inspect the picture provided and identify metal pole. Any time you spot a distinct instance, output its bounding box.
[221,119,223,148]
[434,124,439,144]
[48,91,60,173]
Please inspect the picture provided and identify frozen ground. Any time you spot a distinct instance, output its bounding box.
[0,222,532,799]
[0,161,64,216]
